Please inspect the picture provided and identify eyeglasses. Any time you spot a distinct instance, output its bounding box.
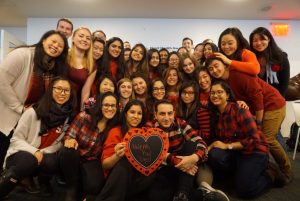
[102,103,117,109]
[153,87,165,92]
[53,87,71,94]
[210,90,224,96]
[182,91,195,96]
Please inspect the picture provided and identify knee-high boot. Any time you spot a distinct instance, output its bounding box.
[0,169,18,198]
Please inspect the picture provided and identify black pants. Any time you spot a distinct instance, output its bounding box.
[95,158,155,201]
[0,131,13,172]
[147,141,197,201]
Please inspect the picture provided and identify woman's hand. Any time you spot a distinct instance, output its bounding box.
[114,142,126,158]
[64,138,78,149]
[237,100,249,110]
[208,140,228,151]
[214,52,232,65]
[34,150,43,165]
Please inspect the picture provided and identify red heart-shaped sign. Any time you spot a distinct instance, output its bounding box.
[124,128,169,176]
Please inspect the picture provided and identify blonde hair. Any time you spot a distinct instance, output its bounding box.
[68,27,94,74]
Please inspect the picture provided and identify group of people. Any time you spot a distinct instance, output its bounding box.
[0,18,292,201]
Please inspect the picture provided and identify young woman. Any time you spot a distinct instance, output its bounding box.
[249,27,290,97]
[131,72,149,106]
[216,27,260,76]
[177,81,200,129]
[208,81,284,199]
[67,27,94,110]
[63,92,120,200]
[159,48,169,69]
[177,46,189,56]
[0,77,76,199]
[203,42,219,60]
[180,53,199,81]
[0,30,69,171]
[117,78,134,111]
[163,67,182,108]
[146,78,166,119]
[125,43,149,78]
[206,56,292,183]
[93,38,105,70]
[147,48,163,80]
[193,43,205,65]
[96,99,151,201]
[168,51,180,69]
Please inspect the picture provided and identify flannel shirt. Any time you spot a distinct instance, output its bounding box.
[145,117,208,162]
[215,102,268,155]
[64,111,103,160]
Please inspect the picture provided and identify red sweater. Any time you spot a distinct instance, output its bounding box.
[230,49,260,76]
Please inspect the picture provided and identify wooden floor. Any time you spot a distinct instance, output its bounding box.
[5,150,300,201]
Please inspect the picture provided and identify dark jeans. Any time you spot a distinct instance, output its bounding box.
[208,148,271,199]
[147,141,197,201]
[0,131,13,172]
[95,157,155,201]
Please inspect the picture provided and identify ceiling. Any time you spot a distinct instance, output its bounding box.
[1,0,300,27]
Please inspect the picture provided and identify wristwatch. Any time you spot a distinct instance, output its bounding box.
[227,144,233,150]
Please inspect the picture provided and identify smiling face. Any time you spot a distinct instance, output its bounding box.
[124,50,131,62]
[72,28,92,51]
[207,59,227,79]
[150,52,160,67]
[183,58,195,74]
[132,77,147,95]
[252,33,270,52]
[209,84,229,110]
[57,20,73,38]
[99,78,115,94]
[126,104,143,128]
[159,50,168,64]
[131,46,144,62]
[203,44,214,59]
[181,86,195,105]
[168,54,180,69]
[93,40,104,60]
[198,70,211,92]
[52,80,71,105]
[193,44,204,61]
[42,34,65,58]
[155,103,174,129]
[166,69,178,86]
[119,81,133,99]
[220,34,237,57]
[101,96,117,120]
[152,80,165,100]
[108,40,122,58]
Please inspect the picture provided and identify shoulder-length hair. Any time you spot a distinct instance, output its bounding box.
[218,27,249,61]
[29,30,69,76]
[163,67,183,92]
[100,37,125,81]
[68,27,94,74]
[93,37,106,69]
[33,76,77,120]
[95,74,117,96]
[120,99,147,136]
[125,43,149,77]
[117,77,135,99]
[180,52,200,79]
[177,80,200,119]
[249,27,285,64]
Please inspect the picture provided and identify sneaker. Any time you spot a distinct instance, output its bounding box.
[173,191,189,201]
[198,182,230,201]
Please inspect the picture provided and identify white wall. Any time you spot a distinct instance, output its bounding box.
[27,18,300,77]
[0,27,27,43]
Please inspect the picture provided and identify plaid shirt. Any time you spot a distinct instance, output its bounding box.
[145,118,208,162]
[64,111,103,161]
[215,102,268,155]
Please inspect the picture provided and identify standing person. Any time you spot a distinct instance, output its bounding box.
[182,37,194,53]
[148,48,164,80]
[203,42,219,61]
[163,67,182,108]
[67,27,94,111]
[0,77,77,200]
[124,43,149,78]
[168,52,181,69]
[193,43,205,66]
[216,27,260,76]
[95,99,153,201]
[92,30,106,42]
[208,81,285,199]
[56,18,73,39]
[131,72,149,106]
[124,48,131,63]
[117,78,134,111]
[206,56,293,183]
[249,27,290,97]
[159,48,169,70]
[180,53,199,81]
[0,30,69,171]
[146,99,207,201]
[63,92,119,201]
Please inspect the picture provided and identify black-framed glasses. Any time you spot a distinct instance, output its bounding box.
[102,103,117,109]
[53,87,71,94]
[182,91,195,96]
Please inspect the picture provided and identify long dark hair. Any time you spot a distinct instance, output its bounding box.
[147,48,164,78]
[249,27,285,64]
[33,76,76,122]
[95,74,117,96]
[100,37,125,81]
[218,27,249,61]
[177,81,200,119]
[120,99,147,136]
[93,38,106,70]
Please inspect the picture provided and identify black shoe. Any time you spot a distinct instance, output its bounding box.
[173,191,189,201]
[197,182,230,201]
[20,177,40,194]
[265,162,286,187]
[0,169,18,198]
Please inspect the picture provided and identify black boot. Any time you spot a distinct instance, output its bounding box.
[0,169,18,198]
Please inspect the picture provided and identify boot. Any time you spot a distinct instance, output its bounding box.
[0,169,18,198]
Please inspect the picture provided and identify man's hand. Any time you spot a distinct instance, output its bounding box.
[175,154,199,171]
